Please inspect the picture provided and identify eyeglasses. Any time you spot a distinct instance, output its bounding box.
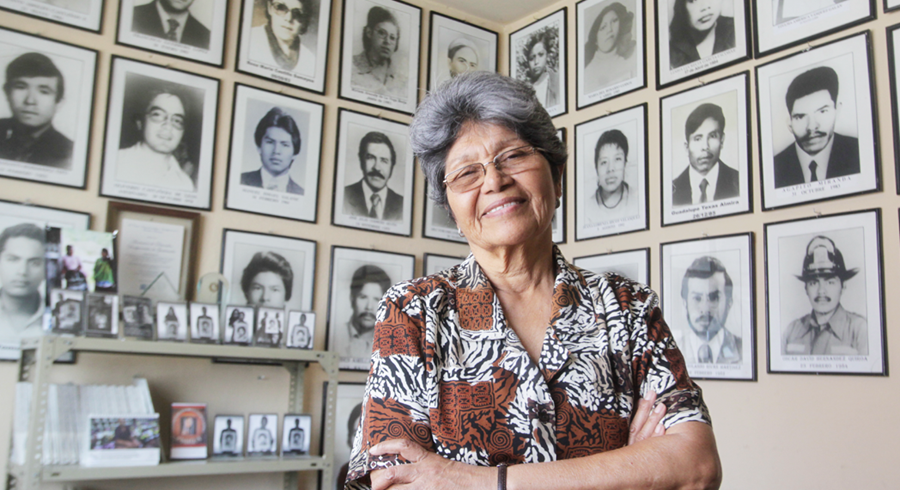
[443,145,545,193]
[270,0,304,24]
[372,27,398,44]
[146,108,184,130]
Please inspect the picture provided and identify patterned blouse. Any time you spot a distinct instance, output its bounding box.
[345,248,710,489]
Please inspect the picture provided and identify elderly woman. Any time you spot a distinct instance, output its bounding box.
[345,72,721,490]
[584,1,637,94]
[669,0,735,69]
[587,129,634,224]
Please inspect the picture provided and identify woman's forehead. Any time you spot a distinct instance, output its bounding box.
[447,123,522,162]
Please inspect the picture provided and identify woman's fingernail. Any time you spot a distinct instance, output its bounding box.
[655,422,665,434]
[654,403,665,414]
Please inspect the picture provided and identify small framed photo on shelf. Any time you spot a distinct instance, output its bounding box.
[84,294,119,338]
[286,310,315,349]
[661,233,755,381]
[655,0,751,89]
[255,307,285,347]
[427,11,498,91]
[573,247,650,285]
[331,108,415,236]
[510,8,567,118]
[247,413,278,455]
[281,414,312,455]
[327,246,415,371]
[116,0,229,67]
[236,0,333,94]
[756,32,878,210]
[49,289,84,335]
[764,209,885,375]
[189,302,219,343]
[752,0,873,58]
[0,0,103,32]
[574,103,648,240]
[422,183,467,244]
[122,296,154,340]
[224,305,255,345]
[46,227,118,295]
[576,0,646,109]
[156,301,188,341]
[0,28,97,189]
[422,253,464,276]
[660,71,751,226]
[320,382,365,490]
[212,415,244,457]
[100,56,220,211]
[225,83,324,223]
[338,0,422,115]
[170,403,207,460]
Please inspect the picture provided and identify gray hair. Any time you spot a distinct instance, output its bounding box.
[409,71,567,209]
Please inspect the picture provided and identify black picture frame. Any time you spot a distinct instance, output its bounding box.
[318,381,366,490]
[888,0,900,12]
[553,127,567,244]
[573,247,650,286]
[886,22,900,195]
[428,11,499,92]
[421,181,467,244]
[752,0,875,58]
[0,0,104,33]
[509,7,568,118]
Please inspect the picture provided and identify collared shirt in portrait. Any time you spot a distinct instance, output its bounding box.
[351,52,408,101]
[260,166,292,192]
[340,320,374,365]
[585,182,636,225]
[0,118,73,169]
[688,160,720,205]
[360,180,389,219]
[674,326,741,364]
[116,143,195,192]
[795,134,834,184]
[345,248,709,489]
[584,48,635,94]
[154,0,190,42]
[782,305,868,356]
[248,25,316,78]
[0,290,44,357]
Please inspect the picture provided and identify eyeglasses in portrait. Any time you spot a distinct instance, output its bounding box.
[318,381,365,490]
[427,11,498,92]
[573,247,649,286]
[155,301,188,341]
[247,413,278,455]
[510,8,567,118]
[100,56,220,210]
[212,415,244,457]
[0,0,103,32]
[753,0,873,57]
[764,209,885,375]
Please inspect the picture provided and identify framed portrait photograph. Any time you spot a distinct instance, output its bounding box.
[100,56,220,210]
[661,71,751,226]
[286,310,314,349]
[320,381,365,490]
[117,0,229,66]
[220,229,316,313]
[552,128,567,244]
[428,12,498,92]
[0,200,89,359]
[281,413,311,455]
[573,247,649,285]
[574,104,648,240]
[764,209,885,375]
[576,0,646,109]
[223,305,254,345]
[331,109,414,236]
[49,288,83,334]
[156,301,188,341]
[84,293,119,338]
[189,302,219,343]
[255,306,285,346]
[422,182,467,243]
[888,0,900,12]
[510,8,567,118]
[661,233,755,381]
[338,0,422,115]
[122,295,154,340]
[753,0,873,58]
[327,246,414,371]
[655,0,751,89]
[46,227,117,296]
[212,415,244,457]
[236,0,333,94]
[247,413,278,455]
[0,28,97,189]
[422,252,464,276]
[225,83,324,223]
[0,0,103,32]
[886,23,900,194]
[756,33,878,210]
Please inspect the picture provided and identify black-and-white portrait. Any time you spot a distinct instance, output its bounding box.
[757,33,877,210]
[117,0,228,66]
[237,0,331,93]
[422,253,464,277]
[339,0,421,115]
[101,57,219,210]
[324,382,365,490]
[332,109,414,236]
[753,0,872,57]
[328,246,413,371]
[220,229,316,314]
[573,247,649,285]
[656,0,749,88]
[552,128,567,244]
[510,8,567,118]
[765,210,884,375]
[223,305,254,345]
[247,413,277,455]
[212,415,244,457]
[0,29,96,188]
[156,301,187,341]
[286,310,314,349]
[281,414,311,455]
[0,0,103,32]
[49,288,83,334]
[576,0,645,109]
[0,200,88,359]
[84,293,118,338]
[574,103,647,240]
[662,233,754,380]
[122,295,154,340]
[890,23,900,194]
[255,306,284,347]
[427,12,498,91]
[661,72,750,225]
[225,84,323,222]
[189,302,218,343]
[422,183,467,243]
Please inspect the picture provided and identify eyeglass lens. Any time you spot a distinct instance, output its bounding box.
[272,1,303,23]
[147,109,184,130]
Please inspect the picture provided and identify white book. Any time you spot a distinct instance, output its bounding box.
[134,378,155,414]
[11,382,32,467]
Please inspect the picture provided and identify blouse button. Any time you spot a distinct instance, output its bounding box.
[538,411,553,424]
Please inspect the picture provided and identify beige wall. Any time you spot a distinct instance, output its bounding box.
[1,0,899,488]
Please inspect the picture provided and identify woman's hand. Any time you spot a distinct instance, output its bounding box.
[628,391,667,445]
[369,439,493,490]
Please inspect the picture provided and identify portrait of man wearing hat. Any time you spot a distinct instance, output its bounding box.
[782,236,868,356]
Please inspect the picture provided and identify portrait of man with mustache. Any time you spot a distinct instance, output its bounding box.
[672,102,739,206]
[674,255,742,364]
[342,130,403,221]
[336,264,392,362]
[773,66,860,188]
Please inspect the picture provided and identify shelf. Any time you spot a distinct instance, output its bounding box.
[40,456,328,481]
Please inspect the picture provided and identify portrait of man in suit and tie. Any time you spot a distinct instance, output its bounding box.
[241,107,304,195]
[672,102,739,206]
[342,131,403,221]
[131,0,212,50]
